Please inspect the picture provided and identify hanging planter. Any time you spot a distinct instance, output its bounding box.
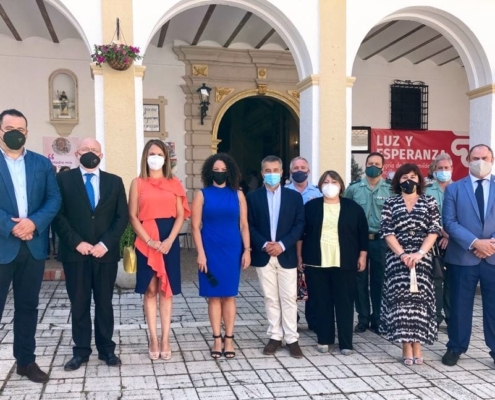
[91,18,142,71]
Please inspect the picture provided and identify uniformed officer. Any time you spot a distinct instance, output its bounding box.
[345,152,392,333]
[287,156,322,331]
[425,153,454,328]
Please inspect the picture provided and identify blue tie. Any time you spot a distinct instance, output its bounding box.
[84,173,95,210]
[475,179,485,225]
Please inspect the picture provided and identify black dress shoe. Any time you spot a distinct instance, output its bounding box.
[369,324,379,334]
[16,362,49,383]
[354,322,368,333]
[442,349,461,366]
[64,356,89,371]
[98,353,122,366]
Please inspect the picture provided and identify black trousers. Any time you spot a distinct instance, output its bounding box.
[435,263,451,325]
[63,259,118,358]
[355,238,386,327]
[305,266,356,350]
[0,243,45,366]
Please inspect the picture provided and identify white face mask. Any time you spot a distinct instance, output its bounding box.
[147,155,165,171]
[469,159,493,178]
[322,183,340,198]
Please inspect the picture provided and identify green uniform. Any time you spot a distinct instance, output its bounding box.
[344,178,393,234]
[425,180,444,216]
[344,177,393,329]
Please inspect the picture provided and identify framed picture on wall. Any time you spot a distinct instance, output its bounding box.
[351,126,371,153]
[143,96,167,138]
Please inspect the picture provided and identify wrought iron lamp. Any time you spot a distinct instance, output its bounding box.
[197,83,212,125]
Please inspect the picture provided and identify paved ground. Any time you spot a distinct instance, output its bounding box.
[1,254,494,399]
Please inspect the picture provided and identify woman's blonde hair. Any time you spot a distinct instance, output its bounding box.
[139,139,172,179]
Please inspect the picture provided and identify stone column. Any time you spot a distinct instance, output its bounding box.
[468,84,495,148]
[297,75,320,185]
[319,0,347,182]
[100,0,138,191]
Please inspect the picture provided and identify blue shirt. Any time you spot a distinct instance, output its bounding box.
[265,185,285,251]
[285,181,322,204]
[1,147,28,218]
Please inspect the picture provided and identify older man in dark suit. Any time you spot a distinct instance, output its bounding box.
[0,109,61,383]
[53,138,128,371]
[247,155,305,358]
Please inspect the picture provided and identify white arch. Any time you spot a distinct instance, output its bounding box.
[46,0,98,54]
[134,0,314,80]
[348,6,492,90]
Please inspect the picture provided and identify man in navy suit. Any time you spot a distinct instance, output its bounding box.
[442,144,495,366]
[0,109,61,383]
[247,155,305,358]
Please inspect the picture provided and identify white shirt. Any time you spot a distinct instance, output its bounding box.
[469,173,490,218]
[1,147,28,218]
[79,166,100,208]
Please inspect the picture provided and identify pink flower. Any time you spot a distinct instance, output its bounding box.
[124,57,129,63]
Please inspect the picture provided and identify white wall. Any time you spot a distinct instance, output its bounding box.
[0,36,95,156]
[352,56,470,131]
[143,43,186,182]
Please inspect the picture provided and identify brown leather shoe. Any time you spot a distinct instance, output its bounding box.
[16,362,49,383]
[263,339,282,355]
[287,341,304,359]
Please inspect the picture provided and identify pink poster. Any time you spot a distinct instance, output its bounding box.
[43,136,80,171]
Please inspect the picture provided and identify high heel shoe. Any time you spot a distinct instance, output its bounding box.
[413,357,424,365]
[160,350,172,361]
[223,334,235,359]
[149,348,159,360]
[402,357,413,366]
[211,334,223,359]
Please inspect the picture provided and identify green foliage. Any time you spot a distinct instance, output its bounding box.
[351,154,364,182]
[119,223,135,257]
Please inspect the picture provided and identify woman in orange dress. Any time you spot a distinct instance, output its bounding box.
[129,140,190,361]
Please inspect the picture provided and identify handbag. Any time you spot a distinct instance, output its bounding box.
[123,246,137,274]
[297,269,308,301]
[431,244,445,280]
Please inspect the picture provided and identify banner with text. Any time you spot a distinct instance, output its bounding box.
[371,129,469,181]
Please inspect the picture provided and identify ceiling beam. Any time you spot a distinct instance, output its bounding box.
[192,5,216,46]
[388,34,442,62]
[438,55,460,67]
[36,0,59,43]
[413,45,453,64]
[255,28,275,49]
[362,24,425,60]
[157,21,169,48]
[0,4,22,41]
[362,21,397,44]
[223,12,252,48]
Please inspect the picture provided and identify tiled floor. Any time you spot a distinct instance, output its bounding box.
[0,277,493,399]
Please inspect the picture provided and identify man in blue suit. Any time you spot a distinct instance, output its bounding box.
[247,155,305,358]
[0,109,61,382]
[442,144,495,366]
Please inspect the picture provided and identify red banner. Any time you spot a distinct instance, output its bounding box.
[371,129,469,181]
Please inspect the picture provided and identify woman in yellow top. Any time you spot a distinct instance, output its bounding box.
[300,170,368,354]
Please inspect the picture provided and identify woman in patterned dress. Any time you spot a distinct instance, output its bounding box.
[380,163,440,365]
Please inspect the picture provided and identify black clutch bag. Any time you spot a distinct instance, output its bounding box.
[431,244,445,280]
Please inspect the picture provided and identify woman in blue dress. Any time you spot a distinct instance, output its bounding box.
[191,153,251,359]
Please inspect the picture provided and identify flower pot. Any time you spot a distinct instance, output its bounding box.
[107,57,133,71]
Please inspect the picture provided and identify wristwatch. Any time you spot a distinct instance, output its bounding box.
[418,249,426,255]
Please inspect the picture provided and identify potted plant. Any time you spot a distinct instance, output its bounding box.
[91,43,142,71]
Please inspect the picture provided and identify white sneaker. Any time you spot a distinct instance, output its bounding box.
[340,349,354,356]
[317,344,329,353]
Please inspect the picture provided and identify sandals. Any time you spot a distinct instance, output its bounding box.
[160,350,172,361]
[211,334,223,359]
[223,335,235,359]
[413,357,424,365]
[149,348,159,360]
[402,357,414,365]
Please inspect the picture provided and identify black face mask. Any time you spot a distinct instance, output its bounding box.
[291,171,308,183]
[212,171,228,185]
[365,165,382,178]
[400,179,418,194]
[2,129,26,150]
[79,152,101,169]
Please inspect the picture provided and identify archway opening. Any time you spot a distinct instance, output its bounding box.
[217,97,299,188]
